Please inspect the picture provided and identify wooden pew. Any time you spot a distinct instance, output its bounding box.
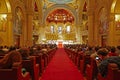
[86,58,98,80]
[0,62,30,80]
[80,55,91,75]
[97,63,120,80]
[22,56,39,80]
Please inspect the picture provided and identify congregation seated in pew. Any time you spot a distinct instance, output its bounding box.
[96,48,120,77]
[0,50,30,80]
[0,50,22,69]
[18,47,30,60]
[64,44,120,80]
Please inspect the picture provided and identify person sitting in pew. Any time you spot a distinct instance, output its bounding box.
[0,50,22,69]
[97,48,120,77]
[18,48,30,60]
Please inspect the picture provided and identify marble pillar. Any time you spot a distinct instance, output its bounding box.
[7,14,14,46]
[107,13,115,46]
[87,8,95,46]
[26,14,33,47]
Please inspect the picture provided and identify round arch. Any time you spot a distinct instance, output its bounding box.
[111,0,117,13]
[43,4,78,25]
[110,0,120,45]
[5,0,11,13]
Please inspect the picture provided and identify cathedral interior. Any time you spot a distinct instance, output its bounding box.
[0,0,120,47]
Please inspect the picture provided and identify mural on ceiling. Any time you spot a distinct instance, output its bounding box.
[14,7,23,34]
[42,0,79,11]
[48,0,73,4]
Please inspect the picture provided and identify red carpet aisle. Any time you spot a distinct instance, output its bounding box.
[40,48,84,80]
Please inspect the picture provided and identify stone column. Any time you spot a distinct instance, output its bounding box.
[7,13,14,46]
[26,13,33,47]
[76,24,82,44]
[87,0,97,46]
[38,25,45,43]
[107,13,115,46]
[94,18,100,46]
[87,8,95,46]
[76,5,82,44]
[25,0,34,47]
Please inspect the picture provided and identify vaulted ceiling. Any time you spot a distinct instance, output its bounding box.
[47,0,75,4]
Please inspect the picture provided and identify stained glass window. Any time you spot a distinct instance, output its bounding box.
[67,25,70,33]
[58,26,62,34]
[51,25,54,33]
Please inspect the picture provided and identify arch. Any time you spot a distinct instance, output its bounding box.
[5,0,11,13]
[43,4,78,25]
[0,0,11,13]
[111,0,117,13]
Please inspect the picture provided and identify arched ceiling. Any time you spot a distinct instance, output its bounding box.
[42,0,80,9]
[34,0,86,25]
[48,0,74,4]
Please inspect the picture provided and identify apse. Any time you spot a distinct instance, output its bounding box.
[46,9,74,24]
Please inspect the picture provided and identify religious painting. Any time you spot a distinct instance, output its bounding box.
[14,7,23,34]
[98,8,108,34]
